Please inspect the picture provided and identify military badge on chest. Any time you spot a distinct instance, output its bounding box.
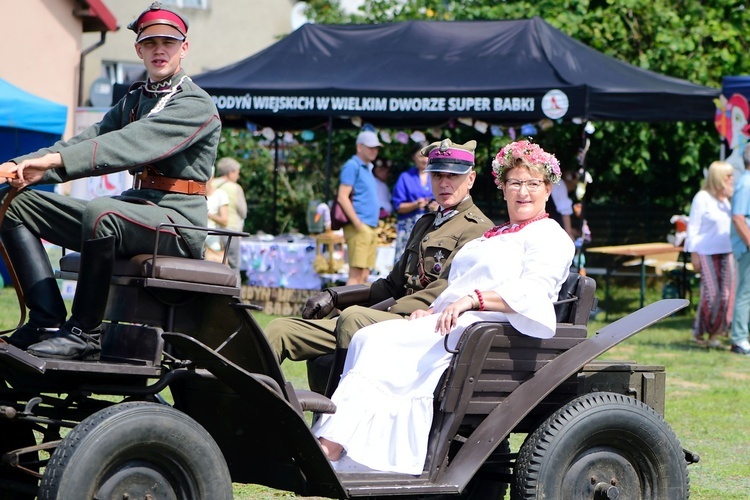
[432,250,445,274]
[418,249,446,287]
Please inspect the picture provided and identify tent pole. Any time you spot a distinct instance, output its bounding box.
[325,116,333,202]
[273,133,279,235]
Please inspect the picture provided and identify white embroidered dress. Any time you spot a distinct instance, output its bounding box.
[312,218,574,474]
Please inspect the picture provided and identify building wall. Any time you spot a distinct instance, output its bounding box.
[0,0,297,141]
[1,0,84,138]
[81,0,297,107]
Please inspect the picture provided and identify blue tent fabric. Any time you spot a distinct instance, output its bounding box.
[722,76,750,100]
[0,79,66,284]
[0,78,67,135]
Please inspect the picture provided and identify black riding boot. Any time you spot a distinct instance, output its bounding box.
[28,236,115,360]
[0,224,66,349]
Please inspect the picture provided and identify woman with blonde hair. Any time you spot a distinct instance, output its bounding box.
[685,160,736,347]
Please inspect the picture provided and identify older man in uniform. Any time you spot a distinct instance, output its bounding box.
[0,2,221,359]
[264,139,492,393]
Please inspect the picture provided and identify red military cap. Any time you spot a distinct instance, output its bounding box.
[128,1,189,43]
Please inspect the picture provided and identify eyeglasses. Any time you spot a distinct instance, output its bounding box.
[505,178,545,192]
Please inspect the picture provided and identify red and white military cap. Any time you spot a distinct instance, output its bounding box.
[128,1,189,43]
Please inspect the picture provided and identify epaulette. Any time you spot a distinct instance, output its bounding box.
[463,209,487,224]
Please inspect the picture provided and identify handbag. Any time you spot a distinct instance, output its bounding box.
[331,198,349,230]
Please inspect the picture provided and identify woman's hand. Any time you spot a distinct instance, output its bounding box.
[434,296,473,336]
[409,308,434,320]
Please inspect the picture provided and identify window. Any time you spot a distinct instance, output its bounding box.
[159,0,209,9]
[102,61,147,85]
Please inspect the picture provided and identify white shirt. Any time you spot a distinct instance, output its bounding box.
[432,218,574,338]
[685,190,732,255]
[206,188,229,229]
[550,181,573,216]
[375,178,393,214]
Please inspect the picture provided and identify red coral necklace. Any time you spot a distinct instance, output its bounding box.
[484,213,549,238]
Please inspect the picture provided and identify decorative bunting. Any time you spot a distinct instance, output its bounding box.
[261,127,275,140]
[520,123,537,136]
[473,120,488,134]
[394,131,410,144]
[410,130,426,142]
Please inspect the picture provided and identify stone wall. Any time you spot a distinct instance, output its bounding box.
[241,286,315,316]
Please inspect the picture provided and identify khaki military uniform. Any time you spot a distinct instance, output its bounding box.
[264,196,492,362]
[4,70,221,258]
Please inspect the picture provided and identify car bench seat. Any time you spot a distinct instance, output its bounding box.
[55,223,245,366]
[424,272,597,473]
[57,250,241,364]
[57,251,240,293]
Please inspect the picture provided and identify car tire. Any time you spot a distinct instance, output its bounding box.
[512,392,689,499]
[0,421,38,500]
[38,401,232,500]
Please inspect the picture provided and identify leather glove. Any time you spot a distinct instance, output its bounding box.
[302,290,336,319]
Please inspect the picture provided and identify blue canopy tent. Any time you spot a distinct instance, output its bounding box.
[0,78,67,160]
[0,78,67,284]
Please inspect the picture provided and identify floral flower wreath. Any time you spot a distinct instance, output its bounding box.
[491,139,562,188]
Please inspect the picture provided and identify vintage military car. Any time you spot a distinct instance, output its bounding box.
[0,224,697,499]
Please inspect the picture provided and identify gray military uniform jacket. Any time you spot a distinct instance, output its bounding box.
[13,70,221,257]
[369,196,492,315]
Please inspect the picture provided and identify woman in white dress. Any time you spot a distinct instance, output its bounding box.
[312,139,575,474]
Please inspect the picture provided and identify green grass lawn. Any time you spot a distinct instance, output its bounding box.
[1,281,748,499]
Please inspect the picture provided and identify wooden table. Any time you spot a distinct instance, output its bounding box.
[587,242,685,309]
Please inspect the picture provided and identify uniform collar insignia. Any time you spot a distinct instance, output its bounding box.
[144,77,174,97]
[434,208,458,227]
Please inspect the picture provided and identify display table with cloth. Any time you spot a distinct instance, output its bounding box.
[239,236,397,313]
[240,236,321,290]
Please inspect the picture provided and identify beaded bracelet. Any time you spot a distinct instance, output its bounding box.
[467,292,480,310]
[474,289,485,311]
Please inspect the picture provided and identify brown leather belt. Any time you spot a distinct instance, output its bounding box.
[134,167,206,195]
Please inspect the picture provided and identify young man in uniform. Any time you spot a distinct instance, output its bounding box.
[0,2,221,359]
[264,139,492,393]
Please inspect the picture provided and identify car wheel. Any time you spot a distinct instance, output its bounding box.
[512,392,689,499]
[38,401,232,500]
[0,421,39,500]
